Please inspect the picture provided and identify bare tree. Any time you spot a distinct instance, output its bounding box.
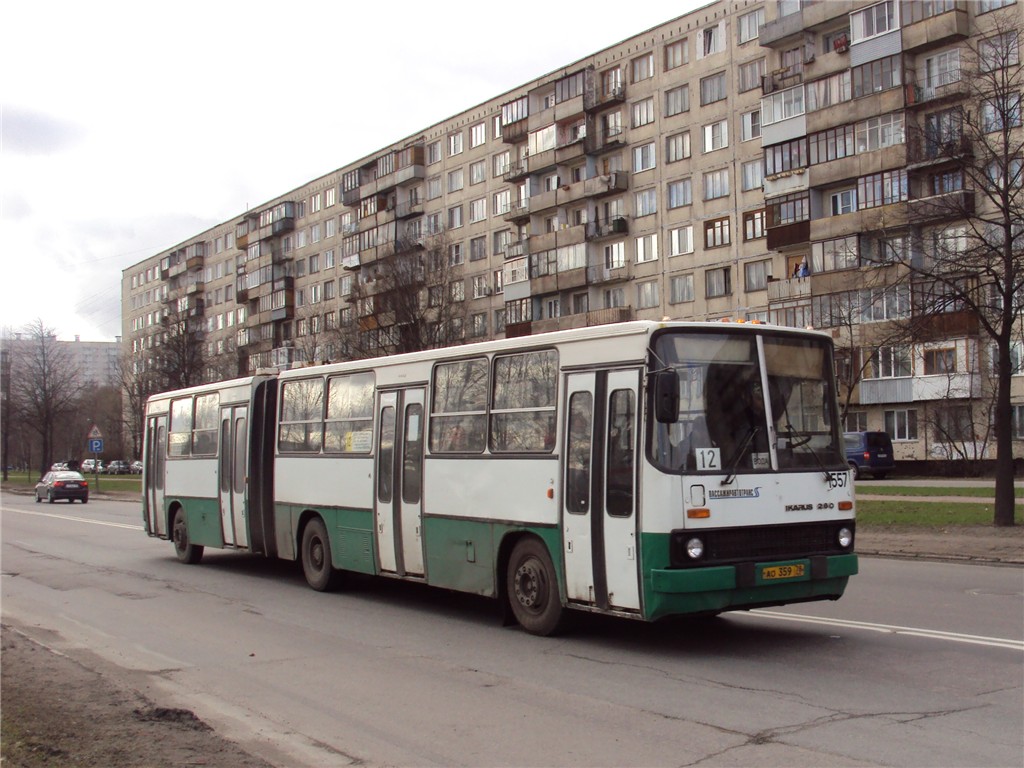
[337,230,468,359]
[887,9,1024,525]
[10,319,84,476]
[156,299,209,390]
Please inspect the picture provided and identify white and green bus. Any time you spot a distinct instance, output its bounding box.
[143,320,857,635]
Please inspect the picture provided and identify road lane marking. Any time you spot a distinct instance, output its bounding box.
[743,609,1024,651]
[1,507,143,531]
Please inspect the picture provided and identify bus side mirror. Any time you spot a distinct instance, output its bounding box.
[653,371,679,424]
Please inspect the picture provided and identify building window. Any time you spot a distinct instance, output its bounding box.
[604,241,626,269]
[761,85,805,125]
[637,280,660,309]
[980,31,1020,72]
[764,137,808,174]
[470,198,487,223]
[632,97,655,127]
[831,188,857,215]
[885,409,918,440]
[669,274,694,304]
[703,169,729,200]
[922,49,960,89]
[701,22,725,56]
[934,405,973,442]
[427,141,442,164]
[704,217,731,248]
[924,348,957,375]
[737,8,765,43]
[705,267,731,297]
[470,122,486,148]
[744,259,772,292]
[700,71,727,105]
[633,142,656,172]
[470,159,486,185]
[667,178,692,208]
[635,188,657,217]
[448,168,464,193]
[666,131,691,162]
[741,109,761,141]
[449,132,464,156]
[632,52,654,82]
[470,236,487,262]
[851,55,901,98]
[1013,405,1024,439]
[665,39,688,70]
[635,233,658,263]
[850,1,898,44]
[665,85,689,117]
[668,225,694,255]
[741,159,763,191]
[702,119,729,152]
[856,113,904,153]
[857,170,907,209]
[812,235,859,271]
[738,58,766,93]
[448,206,463,229]
[744,210,766,240]
[449,242,464,266]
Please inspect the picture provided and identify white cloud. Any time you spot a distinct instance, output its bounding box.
[1,0,701,341]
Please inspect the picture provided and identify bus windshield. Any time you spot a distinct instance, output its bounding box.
[650,330,845,474]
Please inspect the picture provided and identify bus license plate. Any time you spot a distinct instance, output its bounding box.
[762,564,805,580]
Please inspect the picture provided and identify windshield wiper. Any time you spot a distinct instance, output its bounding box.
[783,423,831,481]
[721,426,759,486]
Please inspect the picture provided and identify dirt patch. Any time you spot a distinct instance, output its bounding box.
[0,624,274,768]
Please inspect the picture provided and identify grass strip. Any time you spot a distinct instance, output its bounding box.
[857,484,1024,499]
[856,499,1024,527]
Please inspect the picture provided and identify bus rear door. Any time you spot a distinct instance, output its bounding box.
[375,388,426,577]
[218,405,249,548]
[144,414,167,536]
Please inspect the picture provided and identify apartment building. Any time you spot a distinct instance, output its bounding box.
[122,0,1024,464]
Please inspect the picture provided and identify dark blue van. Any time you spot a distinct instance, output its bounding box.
[843,431,895,480]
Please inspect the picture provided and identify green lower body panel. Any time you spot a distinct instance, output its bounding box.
[275,503,376,574]
[642,531,858,621]
[168,497,223,549]
[422,517,561,598]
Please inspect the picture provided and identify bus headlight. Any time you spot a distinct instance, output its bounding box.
[685,537,704,559]
[837,527,853,548]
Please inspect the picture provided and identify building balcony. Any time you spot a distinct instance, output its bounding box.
[394,199,424,219]
[502,159,530,183]
[901,6,969,54]
[583,171,628,198]
[528,148,556,174]
[905,135,973,167]
[532,264,587,295]
[586,217,629,241]
[767,275,811,302]
[504,199,530,222]
[907,189,975,224]
[767,220,811,251]
[858,377,913,404]
[506,238,529,259]
[904,74,969,109]
[529,224,585,254]
[584,83,626,113]
[555,137,586,164]
[584,126,625,155]
[587,262,632,284]
[809,205,909,243]
[502,119,528,145]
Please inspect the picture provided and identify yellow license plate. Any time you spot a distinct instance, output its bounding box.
[761,564,805,580]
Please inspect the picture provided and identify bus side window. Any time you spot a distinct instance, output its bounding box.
[606,389,635,517]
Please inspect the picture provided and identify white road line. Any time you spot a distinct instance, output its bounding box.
[1,506,143,531]
[744,609,1024,651]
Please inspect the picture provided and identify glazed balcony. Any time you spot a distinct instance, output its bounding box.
[902,5,969,54]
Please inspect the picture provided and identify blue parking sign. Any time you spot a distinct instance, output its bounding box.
[88,438,104,454]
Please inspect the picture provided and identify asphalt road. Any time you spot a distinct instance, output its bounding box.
[2,495,1022,767]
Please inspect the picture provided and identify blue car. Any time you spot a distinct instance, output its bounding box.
[844,431,895,480]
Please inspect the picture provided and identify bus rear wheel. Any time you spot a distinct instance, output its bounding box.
[301,517,338,591]
[172,508,203,564]
[507,538,565,636]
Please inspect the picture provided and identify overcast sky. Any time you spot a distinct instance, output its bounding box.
[1,0,706,342]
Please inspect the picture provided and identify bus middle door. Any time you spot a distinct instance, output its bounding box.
[563,370,641,612]
[375,388,426,577]
[144,415,167,536]
[218,405,249,548]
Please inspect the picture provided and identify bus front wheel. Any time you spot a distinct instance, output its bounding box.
[172,508,204,564]
[507,538,565,636]
[301,518,338,592]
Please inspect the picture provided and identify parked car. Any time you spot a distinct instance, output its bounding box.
[106,460,131,475]
[35,471,89,503]
[844,431,895,480]
[49,462,68,471]
[81,459,104,473]
[129,460,143,474]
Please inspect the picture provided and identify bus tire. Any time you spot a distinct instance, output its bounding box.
[301,518,338,592]
[172,507,204,564]
[506,538,564,636]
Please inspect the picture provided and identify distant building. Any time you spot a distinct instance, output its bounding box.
[122,0,1024,463]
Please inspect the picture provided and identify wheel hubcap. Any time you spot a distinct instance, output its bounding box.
[310,538,324,571]
[514,559,544,610]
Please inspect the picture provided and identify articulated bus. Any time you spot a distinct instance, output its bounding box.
[142,320,857,635]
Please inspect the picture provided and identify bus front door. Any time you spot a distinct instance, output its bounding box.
[563,370,641,612]
[144,415,167,536]
[375,388,426,577]
[218,406,249,548]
